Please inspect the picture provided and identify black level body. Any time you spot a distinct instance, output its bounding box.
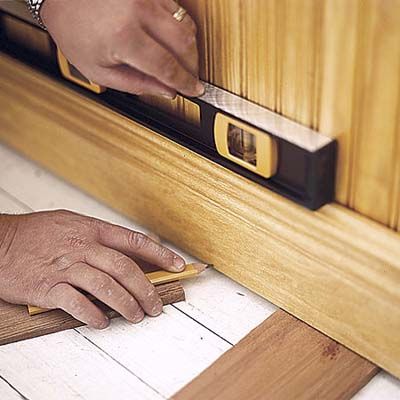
[0,9,337,210]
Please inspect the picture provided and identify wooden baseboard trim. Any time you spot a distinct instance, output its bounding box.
[0,53,399,377]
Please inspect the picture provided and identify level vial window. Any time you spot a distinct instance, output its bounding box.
[227,124,257,166]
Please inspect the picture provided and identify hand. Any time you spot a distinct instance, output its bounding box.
[41,0,204,98]
[0,210,185,328]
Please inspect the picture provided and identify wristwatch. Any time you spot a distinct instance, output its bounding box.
[25,0,47,29]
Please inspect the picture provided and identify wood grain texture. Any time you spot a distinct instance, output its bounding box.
[0,54,399,377]
[173,310,378,400]
[348,0,400,225]
[164,1,400,228]
[0,281,185,346]
[319,0,358,204]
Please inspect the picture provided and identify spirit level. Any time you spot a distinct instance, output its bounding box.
[0,7,337,210]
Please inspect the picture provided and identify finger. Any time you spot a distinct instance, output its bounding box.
[66,262,147,321]
[93,64,176,98]
[144,5,199,76]
[114,31,204,97]
[95,221,185,272]
[159,0,183,13]
[81,244,163,316]
[46,283,109,329]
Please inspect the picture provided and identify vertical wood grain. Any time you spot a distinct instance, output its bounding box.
[243,0,277,110]
[349,0,400,225]
[318,0,358,204]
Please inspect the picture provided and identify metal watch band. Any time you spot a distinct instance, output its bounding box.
[25,0,47,29]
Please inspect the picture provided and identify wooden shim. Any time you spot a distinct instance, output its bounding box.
[172,310,379,400]
[0,54,399,377]
[0,281,185,346]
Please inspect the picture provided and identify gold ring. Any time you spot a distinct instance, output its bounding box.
[172,6,187,22]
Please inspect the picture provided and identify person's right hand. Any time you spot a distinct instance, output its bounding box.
[41,0,204,98]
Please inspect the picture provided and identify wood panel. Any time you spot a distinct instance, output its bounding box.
[173,311,378,400]
[0,54,400,377]
[0,281,184,346]
[348,0,400,225]
[319,0,358,204]
[172,1,400,228]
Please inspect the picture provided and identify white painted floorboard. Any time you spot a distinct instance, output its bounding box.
[0,331,164,400]
[0,377,24,400]
[77,309,230,398]
[1,142,400,399]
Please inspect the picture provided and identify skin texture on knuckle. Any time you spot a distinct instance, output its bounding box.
[68,296,88,315]
[35,272,59,297]
[182,32,197,52]
[92,274,115,295]
[178,17,197,43]
[186,18,197,35]
[127,231,150,251]
[156,244,173,261]
[112,254,134,278]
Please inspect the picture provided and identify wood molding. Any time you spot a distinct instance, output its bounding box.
[173,310,378,400]
[0,281,185,346]
[0,53,399,377]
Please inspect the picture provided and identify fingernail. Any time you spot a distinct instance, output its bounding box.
[151,299,163,316]
[195,81,205,96]
[173,256,185,271]
[132,310,145,323]
[97,317,109,330]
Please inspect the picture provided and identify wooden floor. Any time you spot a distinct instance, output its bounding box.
[0,142,399,399]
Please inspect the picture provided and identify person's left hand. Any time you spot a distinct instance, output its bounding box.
[0,210,185,328]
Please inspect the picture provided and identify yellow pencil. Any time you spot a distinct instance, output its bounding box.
[27,263,209,316]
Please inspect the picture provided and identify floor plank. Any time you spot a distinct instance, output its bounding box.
[77,307,230,398]
[173,311,378,400]
[0,377,24,400]
[0,189,28,214]
[0,330,164,400]
[172,268,276,344]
